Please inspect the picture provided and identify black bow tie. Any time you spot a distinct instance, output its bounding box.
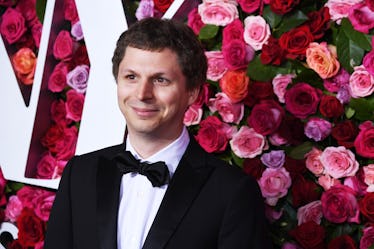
[114,151,170,187]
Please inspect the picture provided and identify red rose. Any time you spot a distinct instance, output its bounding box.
[331,120,358,148]
[53,30,73,60]
[319,95,344,118]
[284,156,307,178]
[247,99,284,135]
[50,99,68,124]
[41,123,65,152]
[242,157,265,180]
[285,82,322,119]
[0,7,27,44]
[65,89,85,122]
[354,121,374,159]
[279,25,314,59]
[270,0,300,15]
[70,44,90,69]
[249,81,275,101]
[15,0,37,22]
[53,126,78,160]
[360,192,374,222]
[289,221,325,249]
[16,208,45,247]
[327,235,357,249]
[260,36,285,65]
[195,116,230,153]
[48,62,68,92]
[291,177,321,207]
[153,0,173,13]
[237,0,261,14]
[306,7,331,40]
[222,19,244,46]
[276,115,307,145]
[6,239,28,249]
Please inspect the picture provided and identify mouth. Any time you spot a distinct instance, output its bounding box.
[132,106,158,118]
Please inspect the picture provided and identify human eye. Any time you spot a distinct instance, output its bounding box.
[153,77,170,85]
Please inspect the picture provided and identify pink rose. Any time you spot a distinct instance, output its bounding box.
[187,7,204,35]
[306,42,340,79]
[4,196,23,222]
[258,167,292,206]
[53,30,73,60]
[348,2,374,34]
[349,65,374,98]
[135,0,154,20]
[71,21,83,41]
[36,153,66,179]
[304,117,332,142]
[208,92,244,124]
[65,89,85,122]
[297,200,323,225]
[354,121,374,159]
[284,82,322,119]
[48,62,68,93]
[222,39,254,70]
[363,164,374,192]
[205,51,228,81]
[198,0,238,26]
[195,116,234,153]
[360,226,374,249]
[0,7,26,44]
[321,185,360,223]
[230,126,268,158]
[67,64,90,93]
[247,99,284,136]
[305,147,324,176]
[324,0,363,24]
[32,190,55,221]
[318,174,341,190]
[268,132,289,146]
[363,50,374,77]
[237,0,261,13]
[272,74,295,103]
[320,146,359,179]
[184,104,203,126]
[243,15,270,51]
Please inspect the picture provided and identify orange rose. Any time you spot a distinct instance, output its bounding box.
[306,42,340,79]
[12,47,37,85]
[219,70,249,103]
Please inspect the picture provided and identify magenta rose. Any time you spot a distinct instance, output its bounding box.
[237,0,261,13]
[243,15,270,51]
[54,126,78,160]
[183,104,203,126]
[205,51,227,81]
[222,39,254,70]
[30,18,42,48]
[0,7,26,44]
[53,30,73,60]
[48,62,68,93]
[325,0,362,24]
[64,0,79,23]
[230,126,268,158]
[320,146,359,179]
[222,18,244,46]
[198,0,238,26]
[360,226,374,249]
[354,121,374,159]
[272,73,295,103]
[363,50,374,77]
[65,89,85,122]
[328,235,357,249]
[284,82,322,119]
[66,64,90,93]
[348,2,374,34]
[304,117,332,142]
[32,190,55,221]
[187,7,204,35]
[36,153,66,179]
[247,99,284,135]
[323,68,350,93]
[297,201,323,225]
[195,116,233,153]
[258,167,292,206]
[50,99,67,124]
[17,186,39,209]
[15,0,37,22]
[321,185,360,223]
[208,92,244,124]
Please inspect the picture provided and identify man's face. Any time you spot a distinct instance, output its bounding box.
[117,46,198,141]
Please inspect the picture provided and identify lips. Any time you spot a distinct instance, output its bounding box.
[132,106,159,118]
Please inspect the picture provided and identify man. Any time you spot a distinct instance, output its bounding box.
[44,17,271,249]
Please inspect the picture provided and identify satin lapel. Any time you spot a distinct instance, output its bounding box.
[142,139,213,249]
[96,155,123,249]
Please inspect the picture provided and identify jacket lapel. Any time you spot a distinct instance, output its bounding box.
[142,139,214,249]
[96,153,123,249]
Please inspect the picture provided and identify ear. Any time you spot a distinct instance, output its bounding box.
[187,87,200,106]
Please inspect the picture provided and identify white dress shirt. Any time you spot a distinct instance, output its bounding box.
[117,127,190,249]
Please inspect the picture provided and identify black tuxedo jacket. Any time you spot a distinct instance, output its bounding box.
[44,138,271,249]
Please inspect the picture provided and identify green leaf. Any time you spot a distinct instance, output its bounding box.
[262,5,282,30]
[369,244,374,249]
[341,18,372,52]
[336,30,364,73]
[287,142,314,160]
[292,66,323,88]
[345,107,355,119]
[247,56,291,81]
[36,0,47,23]
[275,10,309,35]
[349,97,374,121]
[199,24,219,40]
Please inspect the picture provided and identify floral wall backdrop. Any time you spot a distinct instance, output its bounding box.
[1,0,374,248]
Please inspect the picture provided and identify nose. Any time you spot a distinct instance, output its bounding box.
[137,79,153,100]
